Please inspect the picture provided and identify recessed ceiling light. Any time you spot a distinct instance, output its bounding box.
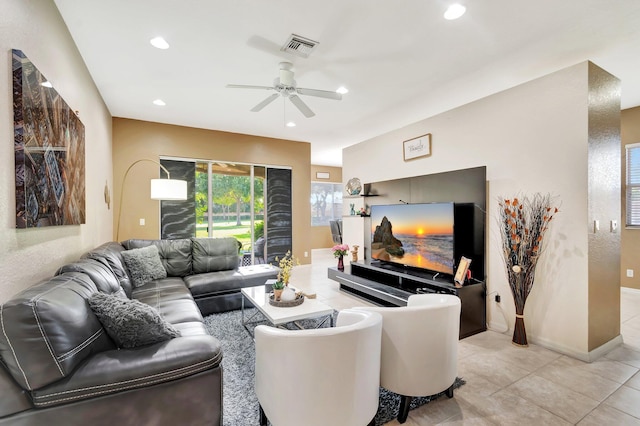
[150,36,170,49]
[336,86,349,95]
[444,4,466,20]
[286,121,296,127]
[40,81,53,88]
[153,99,166,106]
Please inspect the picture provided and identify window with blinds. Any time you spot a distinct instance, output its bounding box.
[626,143,640,226]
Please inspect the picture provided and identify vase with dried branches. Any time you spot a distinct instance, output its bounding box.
[498,193,559,347]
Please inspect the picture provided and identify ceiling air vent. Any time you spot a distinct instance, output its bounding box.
[281,34,319,58]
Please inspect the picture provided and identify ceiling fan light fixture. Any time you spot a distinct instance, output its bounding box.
[228,62,341,118]
[150,36,170,49]
[444,4,466,20]
[336,86,349,95]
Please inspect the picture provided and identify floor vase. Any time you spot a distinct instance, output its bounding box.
[512,312,528,347]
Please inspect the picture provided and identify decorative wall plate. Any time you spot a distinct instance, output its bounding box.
[346,177,362,195]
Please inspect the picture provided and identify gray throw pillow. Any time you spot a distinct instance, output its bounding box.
[88,292,180,348]
[121,245,167,287]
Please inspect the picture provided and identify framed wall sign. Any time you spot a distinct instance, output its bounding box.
[403,133,432,161]
[315,172,330,179]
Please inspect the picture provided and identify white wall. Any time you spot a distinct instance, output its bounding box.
[344,62,597,356]
[0,0,113,303]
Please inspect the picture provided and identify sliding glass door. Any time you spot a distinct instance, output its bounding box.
[161,157,290,265]
[195,162,265,264]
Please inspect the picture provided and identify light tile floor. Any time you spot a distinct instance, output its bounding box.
[291,249,640,425]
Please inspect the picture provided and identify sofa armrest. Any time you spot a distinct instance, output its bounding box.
[30,335,222,407]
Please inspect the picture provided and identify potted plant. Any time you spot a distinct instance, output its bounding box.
[273,251,299,301]
[272,280,285,301]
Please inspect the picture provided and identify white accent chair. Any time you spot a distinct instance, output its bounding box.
[254,309,382,426]
[357,294,461,424]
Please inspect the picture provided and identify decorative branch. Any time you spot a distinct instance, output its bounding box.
[497,193,559,344]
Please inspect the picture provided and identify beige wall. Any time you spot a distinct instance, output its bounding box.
[343,61,621,360]
[0,0,113,303]
[112,118,312,264]
[621,106,640,289]
[310,165,343,250]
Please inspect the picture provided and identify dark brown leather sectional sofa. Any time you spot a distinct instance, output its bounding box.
[0,237,278,426]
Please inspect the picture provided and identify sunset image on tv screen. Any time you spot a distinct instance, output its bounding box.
[370,203,454,275]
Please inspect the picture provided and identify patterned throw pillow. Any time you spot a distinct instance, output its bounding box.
[88,292,180,348]
[121,245,167,287]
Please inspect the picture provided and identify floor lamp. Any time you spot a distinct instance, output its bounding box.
[116,159,188,241]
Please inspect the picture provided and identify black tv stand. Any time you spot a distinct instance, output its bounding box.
[328,260,486,338]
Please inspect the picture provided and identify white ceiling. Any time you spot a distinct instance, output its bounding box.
[53,0,640,167]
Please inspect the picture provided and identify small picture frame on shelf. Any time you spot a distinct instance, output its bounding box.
[454,256,472,287]
[403,133,432,161]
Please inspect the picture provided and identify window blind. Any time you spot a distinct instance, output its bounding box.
[626,143,640,226]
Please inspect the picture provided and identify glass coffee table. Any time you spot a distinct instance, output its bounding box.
[241,280,335,337]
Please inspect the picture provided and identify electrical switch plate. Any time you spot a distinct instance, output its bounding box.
[611,220,618,232]
[594,220,599,232]
[627,269,634,278]
[139,218,145,226]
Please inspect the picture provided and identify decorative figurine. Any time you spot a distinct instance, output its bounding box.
[350,203,356,215]
[351,245,359,262]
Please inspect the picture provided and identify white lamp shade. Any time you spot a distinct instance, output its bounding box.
[150,178,188,200]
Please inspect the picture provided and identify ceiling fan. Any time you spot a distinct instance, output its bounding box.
[226,62,342,118]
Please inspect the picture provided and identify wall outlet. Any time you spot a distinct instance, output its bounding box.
[139,218,145,226]
[627,269,634,278]
[594,220,600,232]
[304,251,309,258]
[495,294,501,303]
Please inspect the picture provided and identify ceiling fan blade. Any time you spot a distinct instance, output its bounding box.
[251,94,280,112]
[226,84,274,90]
[289,94,315,118]
[296,87,342,100]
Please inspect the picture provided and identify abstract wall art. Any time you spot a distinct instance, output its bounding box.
[13,49,85,228]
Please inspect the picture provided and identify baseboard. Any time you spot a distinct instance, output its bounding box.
[621,286,640,295]
[487,319,509,334]
[529,334,623,362]
[487,319,623,362]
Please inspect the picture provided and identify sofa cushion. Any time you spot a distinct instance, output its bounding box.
[89,292,180,349]
[184,265,279,298]
[122,238,192,277]
[191,237,240,274]
[121,245,167,288]
[183,270,245,297]
[29,334,222,408]
[83,241,133,297]
[132,278,204,325]
[56,258,127,298]
[0,272,114,390]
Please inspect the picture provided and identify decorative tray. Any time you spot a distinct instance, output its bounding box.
[269,293,304,307]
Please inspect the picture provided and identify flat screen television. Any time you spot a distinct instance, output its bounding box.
[370,203,455,275]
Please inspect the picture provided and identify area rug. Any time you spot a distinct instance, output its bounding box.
[204,309,464,426]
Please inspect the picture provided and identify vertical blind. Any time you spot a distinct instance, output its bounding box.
[627,143,640,226]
